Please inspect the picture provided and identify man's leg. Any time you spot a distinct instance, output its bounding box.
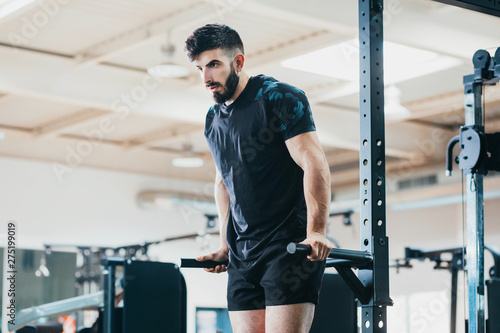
[265,303,316,333]
[228,309,266,333]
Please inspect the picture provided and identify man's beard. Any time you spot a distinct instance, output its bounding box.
[213,66,240,104]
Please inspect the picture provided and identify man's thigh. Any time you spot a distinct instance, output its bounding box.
[265,303,316,333]
[229,309,265,333]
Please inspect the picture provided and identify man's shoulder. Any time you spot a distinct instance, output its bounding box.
[206,104,219,116]
[253,75,305,102]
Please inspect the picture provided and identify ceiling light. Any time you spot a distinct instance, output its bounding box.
[0,0,37,21]
[147,43,189,79]
[172,157,204,168]
[281,40,462,84]
[385,85,411,119]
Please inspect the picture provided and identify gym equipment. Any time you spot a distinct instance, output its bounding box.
[101,258,186,333]
[392,245,500,333]
[287,243,374,305]
[9,259,186,333]
[15,323,63,333]
[445,47,500,333]
[180,258,228,268]
[310,273,357,333]
[433,0,500,18]
[357,1,394,331]
[9,292,104,331]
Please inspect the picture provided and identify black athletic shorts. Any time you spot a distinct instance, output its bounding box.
[227,239,326,311]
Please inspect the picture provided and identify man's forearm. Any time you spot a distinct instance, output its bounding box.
[303,159,331,236]
[215,174,230,251]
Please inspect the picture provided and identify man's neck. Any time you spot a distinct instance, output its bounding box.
[225,72,250,106]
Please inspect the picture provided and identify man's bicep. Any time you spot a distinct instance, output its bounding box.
[285,131,325,170]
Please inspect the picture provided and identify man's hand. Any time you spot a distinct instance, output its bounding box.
[300,232,332,261]
[196,247,229,273]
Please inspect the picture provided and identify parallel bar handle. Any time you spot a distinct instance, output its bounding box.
[287,243,373,264]
[180,258,229,268]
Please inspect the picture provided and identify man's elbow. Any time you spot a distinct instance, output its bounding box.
[302,153,329,173]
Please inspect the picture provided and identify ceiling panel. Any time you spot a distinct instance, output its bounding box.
[0,0,193,54]
[0,0,498,190]
[0,95,83,128]
[60,113,189,141]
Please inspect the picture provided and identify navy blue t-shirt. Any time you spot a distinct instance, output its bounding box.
[205,75,316,262]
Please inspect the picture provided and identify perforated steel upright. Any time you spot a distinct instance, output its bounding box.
[358,1,392,332]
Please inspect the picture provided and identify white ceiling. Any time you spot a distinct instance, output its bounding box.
[1,0,500,192]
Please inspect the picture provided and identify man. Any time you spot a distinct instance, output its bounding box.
[185,24,332,333]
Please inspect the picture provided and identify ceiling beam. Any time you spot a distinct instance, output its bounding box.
[58,133,210,160]
[75,3,218,68]
[0,124,33,138]
[123,123,203,151]
[0,93,15,105]
[238,1,355,35]
[34,109,110,138]
[312,104,454,161]
[0,45,210,123]
[399,85,500,121]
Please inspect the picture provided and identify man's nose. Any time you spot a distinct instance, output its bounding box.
[202,70,211,85]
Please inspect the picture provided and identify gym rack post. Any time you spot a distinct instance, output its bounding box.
[358,0,393,331]
[290,2,393,331]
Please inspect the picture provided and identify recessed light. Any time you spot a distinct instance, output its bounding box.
[281,40,462,84]
[172,157,204,168]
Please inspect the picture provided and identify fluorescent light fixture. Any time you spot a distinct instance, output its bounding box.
[385,85,411,119]
[148,64,189,79]
[148,43,189,79]
[0,0,37,21]
[153,197,175,209]
[281,40,462,84]
[172,157,204,168]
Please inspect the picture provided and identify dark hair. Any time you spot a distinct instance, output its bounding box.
[184,23,244,62]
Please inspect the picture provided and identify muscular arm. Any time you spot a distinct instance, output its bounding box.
[285,131,332,261]
[214,168,230,253]
[196,168,230,273]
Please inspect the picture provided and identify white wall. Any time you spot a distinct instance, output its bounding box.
[0,156,212,248]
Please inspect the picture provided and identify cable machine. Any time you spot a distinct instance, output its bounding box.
[446,47,500,333]
[360,0,500,332]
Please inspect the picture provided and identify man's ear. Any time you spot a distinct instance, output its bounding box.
[233,54,245,72]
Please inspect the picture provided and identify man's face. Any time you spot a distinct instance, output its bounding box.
[195,48,240,104]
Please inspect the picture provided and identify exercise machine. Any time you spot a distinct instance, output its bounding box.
[446,47,500,333]
[392,245,500,333]
[10,259,187,333]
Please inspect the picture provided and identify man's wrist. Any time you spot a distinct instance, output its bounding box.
[306,230,327,237]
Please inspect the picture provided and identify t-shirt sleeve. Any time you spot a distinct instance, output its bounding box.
[266,82,316,141]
